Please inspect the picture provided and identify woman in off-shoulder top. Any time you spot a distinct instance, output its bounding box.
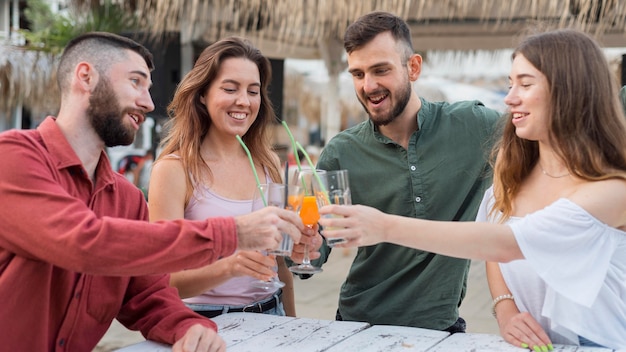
[318,28,626,350]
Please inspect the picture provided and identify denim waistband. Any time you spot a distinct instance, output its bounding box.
[189,289,282,318]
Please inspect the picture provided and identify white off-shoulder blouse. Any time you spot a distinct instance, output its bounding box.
[476,187,626,348]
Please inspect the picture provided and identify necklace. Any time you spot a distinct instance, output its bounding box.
[539,164,570,178]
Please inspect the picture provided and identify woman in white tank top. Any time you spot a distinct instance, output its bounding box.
[148,37,295,319]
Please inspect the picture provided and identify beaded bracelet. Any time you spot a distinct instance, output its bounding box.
[491,294,514,318]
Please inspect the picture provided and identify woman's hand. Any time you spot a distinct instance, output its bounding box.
[223,250,277,282]
[318,204,388,247]
[499,311,553,351]
[289,224,322,264]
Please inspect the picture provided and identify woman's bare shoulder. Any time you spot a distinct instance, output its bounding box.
[151,153,186,183]
[569,178,626,228]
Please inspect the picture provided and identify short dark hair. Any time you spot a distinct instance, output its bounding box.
[344,11,414,59]
[57,32,154,92]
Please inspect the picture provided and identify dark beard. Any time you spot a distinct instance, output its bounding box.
[87,78,135,147]
[359,79,412,127]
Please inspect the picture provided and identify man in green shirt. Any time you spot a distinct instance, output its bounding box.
[314,11,501,332]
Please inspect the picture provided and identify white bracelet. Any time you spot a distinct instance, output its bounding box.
[491,294,514,318]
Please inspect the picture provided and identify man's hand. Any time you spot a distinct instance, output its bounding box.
[290,224,322,264]
[172,324,225,352]
[235,207,303,250]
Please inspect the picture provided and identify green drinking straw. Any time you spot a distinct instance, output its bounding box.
[236,135,267,206]
[281,121,308,193]
[281,121,302,172]
[295,141,330,204]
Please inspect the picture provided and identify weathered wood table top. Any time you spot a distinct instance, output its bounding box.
[116,313,622,352]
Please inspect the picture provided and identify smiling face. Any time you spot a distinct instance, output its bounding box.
[87,50,154,147]
[505,54,551,142]
[200,57,261,137]
[347,31,414,127]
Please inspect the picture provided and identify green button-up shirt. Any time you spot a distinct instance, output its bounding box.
[316,98,501,329]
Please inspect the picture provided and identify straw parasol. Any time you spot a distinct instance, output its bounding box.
[0,46,59,119]
[135,0,621,141]
[3,0,626,127]
[130,0,626,56]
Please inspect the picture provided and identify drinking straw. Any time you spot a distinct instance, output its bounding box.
[236,135,267,206]
[281,121,302,172]
[283,161,289,209]
[295,141,330,204]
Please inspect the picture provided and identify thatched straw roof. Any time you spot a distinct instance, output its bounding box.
[0,46,59,119]
[131,0,626,56]
[3,0,626,122]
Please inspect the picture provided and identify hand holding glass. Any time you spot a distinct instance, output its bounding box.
[316,170,351,247]
[251,183,303,289]
[289,169,325,274]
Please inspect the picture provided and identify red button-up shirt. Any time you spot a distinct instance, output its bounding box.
[0,117,238,351]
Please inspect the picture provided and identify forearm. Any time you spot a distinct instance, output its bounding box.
[170,259,234,299]
[486,262,512,299]
[384,215,523,262]
[486,262,520,326]
[118,275,217,345]
[3,202,237,276]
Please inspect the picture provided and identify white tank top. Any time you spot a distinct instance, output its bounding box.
[181,163,276,305]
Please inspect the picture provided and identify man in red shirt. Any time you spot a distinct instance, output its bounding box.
[0,32,306,351]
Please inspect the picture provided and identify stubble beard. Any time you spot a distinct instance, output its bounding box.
[359,79,412,127]
[87,77,136,147]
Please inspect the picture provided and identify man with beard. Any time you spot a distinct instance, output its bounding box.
[311,12,501,332]
[0,32,306,351]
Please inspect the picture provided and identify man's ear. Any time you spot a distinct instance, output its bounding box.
[75,62,98,92]
[407,54,422,82]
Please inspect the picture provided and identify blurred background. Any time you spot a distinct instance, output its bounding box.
[3,0,626,185]
[3,1,626,350]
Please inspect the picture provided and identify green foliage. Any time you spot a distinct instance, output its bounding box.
[19,0,138,55]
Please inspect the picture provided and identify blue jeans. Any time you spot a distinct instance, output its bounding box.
[187,290,285,319]
[578,336,606,348]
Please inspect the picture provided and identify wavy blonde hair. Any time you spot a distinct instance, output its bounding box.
[156,37,281,205]
[491,29,626,221]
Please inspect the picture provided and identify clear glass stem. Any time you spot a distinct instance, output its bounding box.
[301,243,312,266]
[289,225,322,274]
[300,224,314,266]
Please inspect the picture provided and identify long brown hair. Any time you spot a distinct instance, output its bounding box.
[157,36,280,205]
[492,29,626,220]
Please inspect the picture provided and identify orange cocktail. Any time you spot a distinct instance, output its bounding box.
[299,196,320,226]
[287,194,303,211]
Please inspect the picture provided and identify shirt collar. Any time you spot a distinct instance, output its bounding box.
[416,97,429,131]
[38,116,116,186]
[369,100,426,143]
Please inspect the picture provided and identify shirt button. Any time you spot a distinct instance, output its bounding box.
[59,338,65,346]
[410,165,416,171]
[415,196,421,203]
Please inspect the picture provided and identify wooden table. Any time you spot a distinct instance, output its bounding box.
[116,313,622,352]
